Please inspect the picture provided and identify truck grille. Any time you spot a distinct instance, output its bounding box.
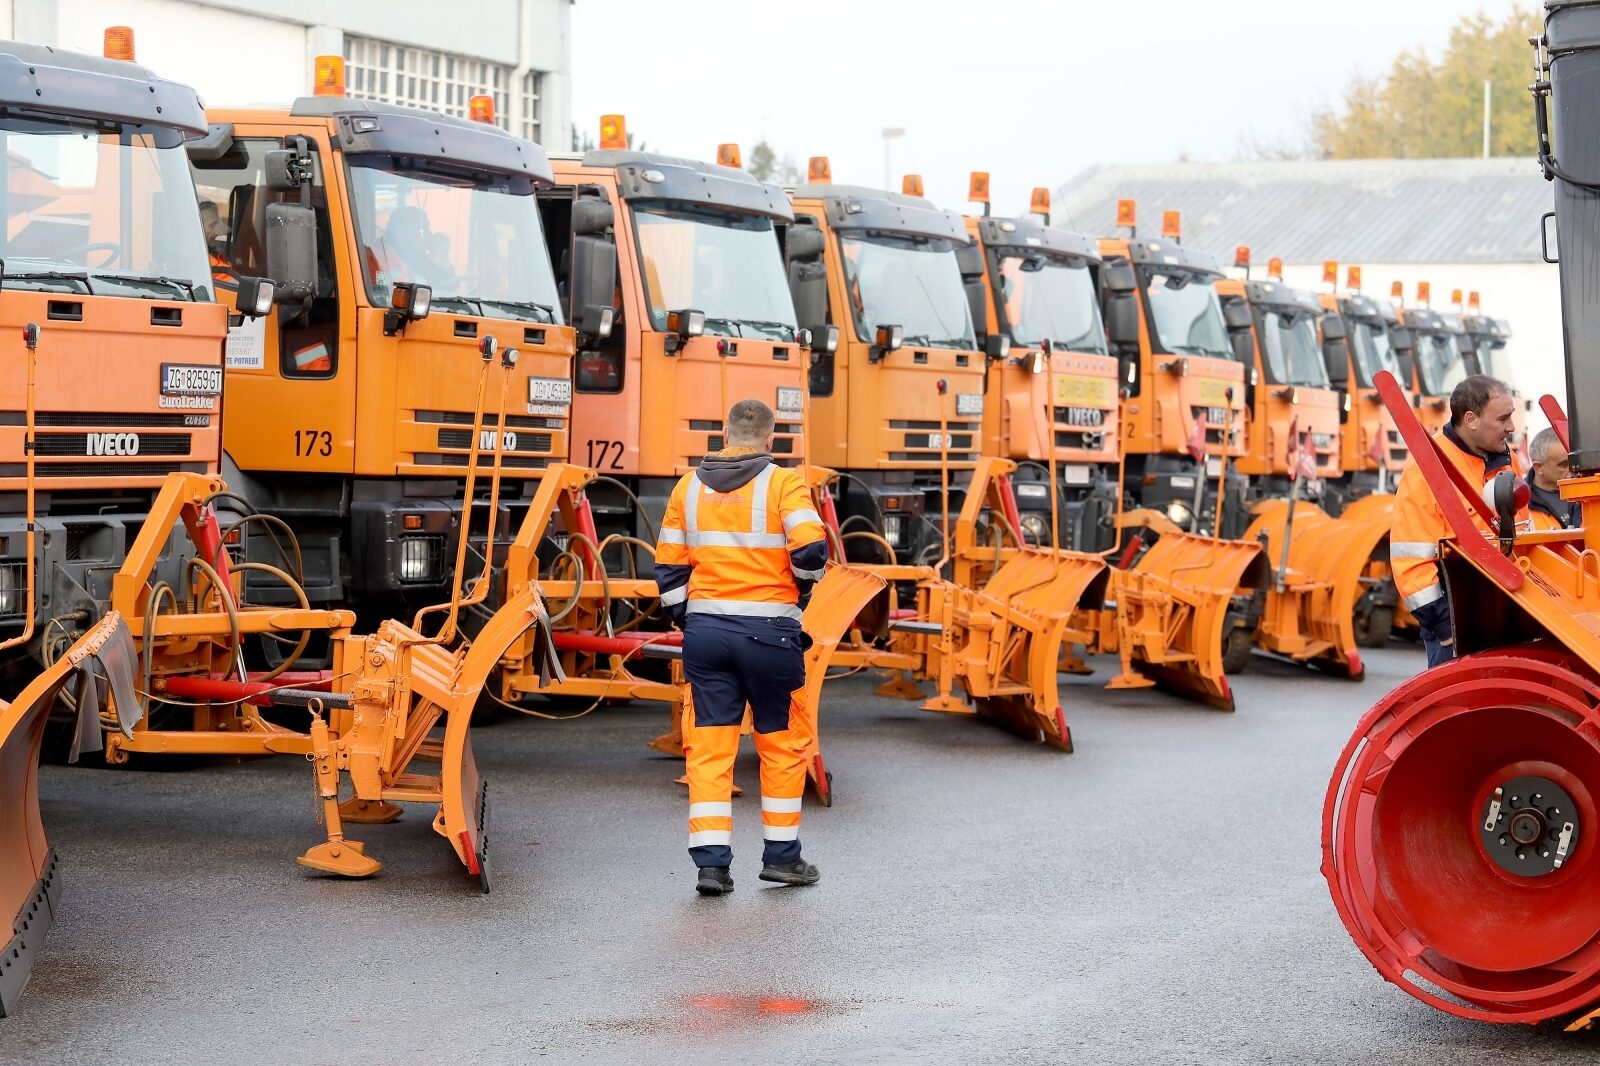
[34,432,193,456]
[417,410,565,431]
[0,411,199,428]
[435,429,555,455]
[417,453,549,470]
[0,461,206,479]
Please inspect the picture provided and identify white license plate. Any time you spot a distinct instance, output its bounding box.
[776,386,803,413]
[528,377,572,405]
[1206,457,1222,477]
[956,393,984,417]
[1062,465,1091,486]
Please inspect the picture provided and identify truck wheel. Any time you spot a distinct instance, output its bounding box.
[1222,626,1254,674]
[1354,605,1395,648]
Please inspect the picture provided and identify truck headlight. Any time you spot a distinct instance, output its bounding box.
[882,514,905,545]
[1166,502,1193,531]
[0,565,15,616]
[1020,512,1050,544]
[398,536,441,583]
[1014,483,1049,499]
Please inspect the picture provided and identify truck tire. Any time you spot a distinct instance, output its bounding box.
[1222,626,1254,674]
[1354,605,1395,648]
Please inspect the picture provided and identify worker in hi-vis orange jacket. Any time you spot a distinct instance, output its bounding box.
[655,399,829,896]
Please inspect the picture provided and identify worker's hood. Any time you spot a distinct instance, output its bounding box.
[698,450,772,493]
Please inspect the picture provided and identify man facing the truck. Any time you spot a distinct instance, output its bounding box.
[655,399,829,895]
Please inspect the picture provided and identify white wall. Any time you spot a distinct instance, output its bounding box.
[1278,259,1564,433]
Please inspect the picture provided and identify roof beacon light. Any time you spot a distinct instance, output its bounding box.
[1451,287,1464,309]
[1347,265,1362,293]
[968,171,991,204]
[1162,210,1182,241]
[717,143,742,169]
[1469,290,1482,313]
[469,94,495,124]
[902,174,924,197]
[313,55,346,97]
[808,156,832,183]
[1268,257,1284,281]
[1234,245,1251,269]
[1418,280,1432,307]
[1030,187,1051,218]
[1323,260,1338,288]
[599,114,627,150]
[1116,198,1137,231]
[103,25,135,61]
[1391,280,1404,303]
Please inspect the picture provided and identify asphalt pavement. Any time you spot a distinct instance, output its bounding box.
[3,644,1599,1064]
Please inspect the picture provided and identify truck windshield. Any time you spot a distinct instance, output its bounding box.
[840,232,975,350]
[1260,311,1329,387]
[996,254,1107,353]
[348,159,561,323]
[1350,320,1401,386]
[1476,338,1511,382]
[1416,330,1467,396]
[632,204,797,339]
[1,116,212,299]
[1143,270,1231,358]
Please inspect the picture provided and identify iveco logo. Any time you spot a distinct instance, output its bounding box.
[1063,407,1105,428]
[86,432,141,457]
[479,429,518,452]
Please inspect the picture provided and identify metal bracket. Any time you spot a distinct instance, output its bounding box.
[1484,787,1503,831]
[1556,821,1575,868]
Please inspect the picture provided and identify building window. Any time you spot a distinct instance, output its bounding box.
[519,69,542,143]
[345,36,511,130]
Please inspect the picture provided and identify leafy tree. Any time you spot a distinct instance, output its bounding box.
[1311,6,1541,158]
[749,140,778,181]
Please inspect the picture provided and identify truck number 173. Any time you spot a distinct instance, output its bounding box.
[294,429,333,457]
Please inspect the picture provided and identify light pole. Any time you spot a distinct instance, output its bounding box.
[882,127,904,190]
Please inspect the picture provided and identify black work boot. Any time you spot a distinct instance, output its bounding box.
[759,859,820,886]
[696,866,734,896]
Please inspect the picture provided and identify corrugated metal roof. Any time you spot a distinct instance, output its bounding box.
[1053,159,1552,264]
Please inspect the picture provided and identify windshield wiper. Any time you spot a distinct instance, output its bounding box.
[701,316,744,338]
[477,298,557,324]
[91,273,195,299]
[430,295,483,316]
[3,269,93,293]
[737,318,796,338]
[900,333,934,347]
[1166,344,1220,356]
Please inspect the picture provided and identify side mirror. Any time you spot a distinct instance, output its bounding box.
[1105,294,1140,347]
[786,225,826,262]
[1320,314,1347,341]
[985,333,1011,360]
[263,149,309,191]
[1390,327,1414,352]
[1323,338,1351,386]
[1230,331,1254,364]
[1102,261,1137,294]
[1222,300,1253,331]
[234,275,275,318]
[264,202,317,302]
[383,281,432,336]
[571,199,614,237]
[568,232,617,328]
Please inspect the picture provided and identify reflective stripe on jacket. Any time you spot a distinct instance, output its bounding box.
[1391,424,1527,613]
[655,449,828,623]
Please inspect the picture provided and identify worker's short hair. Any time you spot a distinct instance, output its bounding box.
[1529,427,1564,465]
[1449,374,1510,426]
[725,399,776,447]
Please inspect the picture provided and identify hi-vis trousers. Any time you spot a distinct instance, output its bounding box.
[681,615,807,868]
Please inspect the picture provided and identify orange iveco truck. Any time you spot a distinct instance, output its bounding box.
[785,159,987,564]
[957,177,1120,552]
[1394,284,1465,436]
[1098,204,1248,539]
[1216,269,1341,501]
[0,34,263,677]
[187,58,575,627]
[535,122,809,545]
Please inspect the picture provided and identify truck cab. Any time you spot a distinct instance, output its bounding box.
[537,131,808,545]
[1098,209,1248,538]
[0,36,235,671]
[1217,277,1342,501]
[1461,308,1528,459]
[188,66,574,625]
[1396,303,1466,435]
[786,166,986,564]
[959,186,1119,551]
[1316,287,1411,510]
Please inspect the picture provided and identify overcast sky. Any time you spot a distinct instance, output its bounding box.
[570,0,1529,211]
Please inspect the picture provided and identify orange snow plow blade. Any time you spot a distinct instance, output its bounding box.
[1108,531,1266,711]
[1245,499,1384,678]
[0,612,133,1016]
[1335,493,1413,637]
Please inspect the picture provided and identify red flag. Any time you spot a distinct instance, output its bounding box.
[1284,415,1300,477]
[1367,424,1386,465]
[1187,409,1209,463]
[1297,431,1319,482]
